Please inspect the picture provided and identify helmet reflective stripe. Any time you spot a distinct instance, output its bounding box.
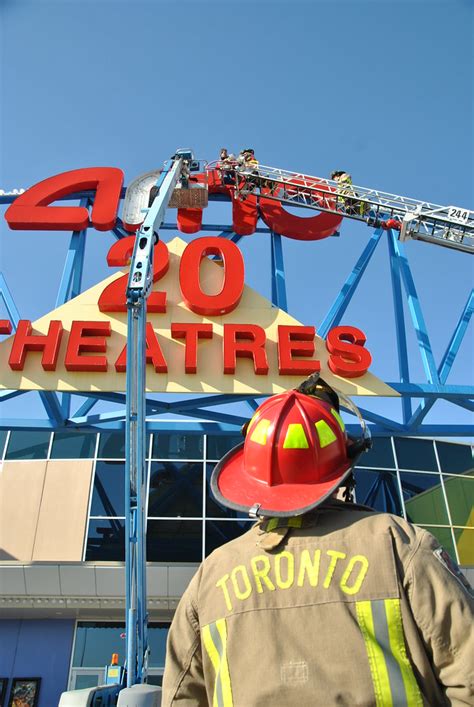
[242,411,258,437]
[331,408,345,432]
[283,423,309,449]
[247,412,259,433]
[315,419,337,448]
[250,418,271,445]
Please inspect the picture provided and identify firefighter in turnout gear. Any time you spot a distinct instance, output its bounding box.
[237,149,260,199]
[331,169,369,216]
[162,375,474,707]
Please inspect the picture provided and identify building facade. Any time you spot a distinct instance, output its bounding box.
[0,427,472,703]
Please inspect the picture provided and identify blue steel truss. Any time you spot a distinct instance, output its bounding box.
[0,190,473,438]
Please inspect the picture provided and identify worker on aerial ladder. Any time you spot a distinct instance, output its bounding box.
[238,149,260,198]
[163,373,473,706]
[219,148,237,185]
[331,170,369,216]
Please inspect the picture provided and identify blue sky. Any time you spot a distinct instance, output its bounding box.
[0,0,473,431]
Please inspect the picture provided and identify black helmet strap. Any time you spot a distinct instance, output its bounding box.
[296,372,372,463]
[296,373,340,411]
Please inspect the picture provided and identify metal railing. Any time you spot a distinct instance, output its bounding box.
[207,163,473,254]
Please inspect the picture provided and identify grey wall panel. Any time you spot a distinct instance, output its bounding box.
[60,565,97,596]
[168,565,198,597]
[24,564,61,595]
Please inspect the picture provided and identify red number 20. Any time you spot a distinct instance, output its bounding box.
[98,236,245,316]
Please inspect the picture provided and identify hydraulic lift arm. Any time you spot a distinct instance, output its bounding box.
[124,152,185,686]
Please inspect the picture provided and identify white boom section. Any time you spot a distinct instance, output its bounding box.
[215,162,473,254]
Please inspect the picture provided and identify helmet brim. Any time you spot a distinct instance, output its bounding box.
[211,442,355,518]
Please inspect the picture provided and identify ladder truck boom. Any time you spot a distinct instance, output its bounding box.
[214,163,473,254]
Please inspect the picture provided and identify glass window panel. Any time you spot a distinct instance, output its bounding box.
[353,469,403,515]
[73,623,125,667]
[147,520,202,562]
[51,431,96,459]
[436,442,474,474]
[400,472,449,525]
[147,675,163,686]
[395,438,437,471]
[90,461,125,516]
[5,430,51,460]
[358,437,395,469]
[205,519,254,556]
[422,526,457,562]
[72,623,168,668]
[74,675,101,689]
[443,475,474,527]
[454,527,474,565]
[148,462,203,517]
[206,434,243,460]
[205,463,253,519]
[98,431,126,459]
[148,625,169,668]
[152,433,203,460]
[0,430,8,458]
[85,519,125,561]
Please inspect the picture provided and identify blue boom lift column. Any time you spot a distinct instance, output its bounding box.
[124,152,186,686]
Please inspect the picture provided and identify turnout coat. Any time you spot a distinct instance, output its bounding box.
[162,502,474,706]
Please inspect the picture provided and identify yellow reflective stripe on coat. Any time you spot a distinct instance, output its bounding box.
[356,599,423,707]
[203,619,234,707]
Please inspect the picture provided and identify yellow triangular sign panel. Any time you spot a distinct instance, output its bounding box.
[0,237,397,396]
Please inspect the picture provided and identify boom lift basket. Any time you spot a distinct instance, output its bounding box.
[169,181,208,208]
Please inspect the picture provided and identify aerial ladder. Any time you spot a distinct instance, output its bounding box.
[213,162,473,254]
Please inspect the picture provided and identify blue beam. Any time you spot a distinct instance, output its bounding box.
[438,289,474,382]
[159,222,272,234]
[450,399,474,413]
[38,391,64,425]
[246,399,260,413]
[271,232,288,310]
[0,418,471,437]
[318,229,383,338]
[0,390,24,402]
[56,210,89,421]
[355,407,406,433]
[73,397,99,418]
[165,393,264,412]
[61,393,71,419]
[0,276,64,425]
[387,231,412,423]
[148,407,249,427]
[389,233,439,384]
[70,410,130,426]
[55,199,89,307]
[388,382,474,397]
[408,288,474,428]
[0,273,21,325]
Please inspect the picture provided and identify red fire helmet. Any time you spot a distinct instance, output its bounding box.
[211,378,370,517]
